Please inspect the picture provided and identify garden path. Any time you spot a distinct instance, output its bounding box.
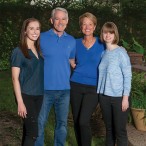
[127,124,146,146]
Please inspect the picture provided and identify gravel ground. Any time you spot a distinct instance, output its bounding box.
[127,123,146,146]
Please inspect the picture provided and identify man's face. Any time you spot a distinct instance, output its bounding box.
[50,10,68,35]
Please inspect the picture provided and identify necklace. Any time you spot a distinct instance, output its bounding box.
[82,37,95,49]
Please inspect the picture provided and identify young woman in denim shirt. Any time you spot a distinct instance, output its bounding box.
[11,18,44,146]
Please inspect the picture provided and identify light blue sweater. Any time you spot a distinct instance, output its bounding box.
[97,47,132,97]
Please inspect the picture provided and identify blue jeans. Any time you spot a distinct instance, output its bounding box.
[35,90,70,146]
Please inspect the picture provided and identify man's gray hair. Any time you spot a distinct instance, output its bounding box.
[51,7,68,19]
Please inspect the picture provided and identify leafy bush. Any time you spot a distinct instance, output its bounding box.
[0,1,146,70]
[131,72,146,109]
[0,19,19,70]
[121,38,145,55]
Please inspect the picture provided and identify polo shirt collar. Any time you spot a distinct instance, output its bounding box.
[49,28,67,37]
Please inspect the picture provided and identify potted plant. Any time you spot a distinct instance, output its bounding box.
[130,72,146,131]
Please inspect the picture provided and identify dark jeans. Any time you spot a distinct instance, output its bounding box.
[99,94,129,146]
[21,93,43,146]
[70,82,99,146]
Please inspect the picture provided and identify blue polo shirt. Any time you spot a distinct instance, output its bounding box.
[40,29,76,90]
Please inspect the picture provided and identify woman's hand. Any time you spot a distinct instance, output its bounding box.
[18,102,27,118]
[122,96,129,112]
[69,59,76,69]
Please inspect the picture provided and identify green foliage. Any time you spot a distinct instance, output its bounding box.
[131,72,146,109]
[0,1,146,70]
[119,0,146,50]
[121,39,131,51]
[132,38,145,54]
[0,19,19,70]
[121,0,146,17]
[0,70,17,112]
[131,72,146,126]
[92,137,105,146]
[121,38,145,55]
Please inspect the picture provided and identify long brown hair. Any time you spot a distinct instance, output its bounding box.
[19,18,41,58]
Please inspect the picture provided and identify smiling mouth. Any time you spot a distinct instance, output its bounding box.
[58,25,65,28]
[85,29,91,32]
[31,34,39,37]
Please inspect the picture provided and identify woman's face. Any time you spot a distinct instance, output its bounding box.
[102,31,115,44]
[81,17,96,36]
[25,21,40,42]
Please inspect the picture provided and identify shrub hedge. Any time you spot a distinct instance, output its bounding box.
[0,2,146,70]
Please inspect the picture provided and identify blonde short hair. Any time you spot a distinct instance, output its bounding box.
[79,12,97,27]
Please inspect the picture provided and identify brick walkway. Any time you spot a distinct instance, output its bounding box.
[127,124,146,146]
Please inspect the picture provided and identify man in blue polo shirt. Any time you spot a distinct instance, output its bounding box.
[35,7,76,146]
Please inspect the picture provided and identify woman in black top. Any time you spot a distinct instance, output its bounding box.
[11,18,44,146]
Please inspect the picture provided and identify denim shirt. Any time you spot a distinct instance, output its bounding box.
[11,47,44,95]
[97,47,132,97]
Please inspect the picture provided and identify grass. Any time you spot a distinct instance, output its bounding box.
[0,69,17,112]
[0,70,105,146]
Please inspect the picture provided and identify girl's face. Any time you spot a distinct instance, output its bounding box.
[81,17,96,36]
[102,31,115,44]
[25,21,40,42]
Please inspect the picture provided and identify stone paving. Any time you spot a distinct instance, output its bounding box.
[127,124,146,146]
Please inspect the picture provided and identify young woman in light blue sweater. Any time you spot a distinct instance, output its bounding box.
[97,22,132,146]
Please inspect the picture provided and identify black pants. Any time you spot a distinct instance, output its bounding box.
[99,94,129,146]
[70,82,99,146]
[21,93,43,146]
